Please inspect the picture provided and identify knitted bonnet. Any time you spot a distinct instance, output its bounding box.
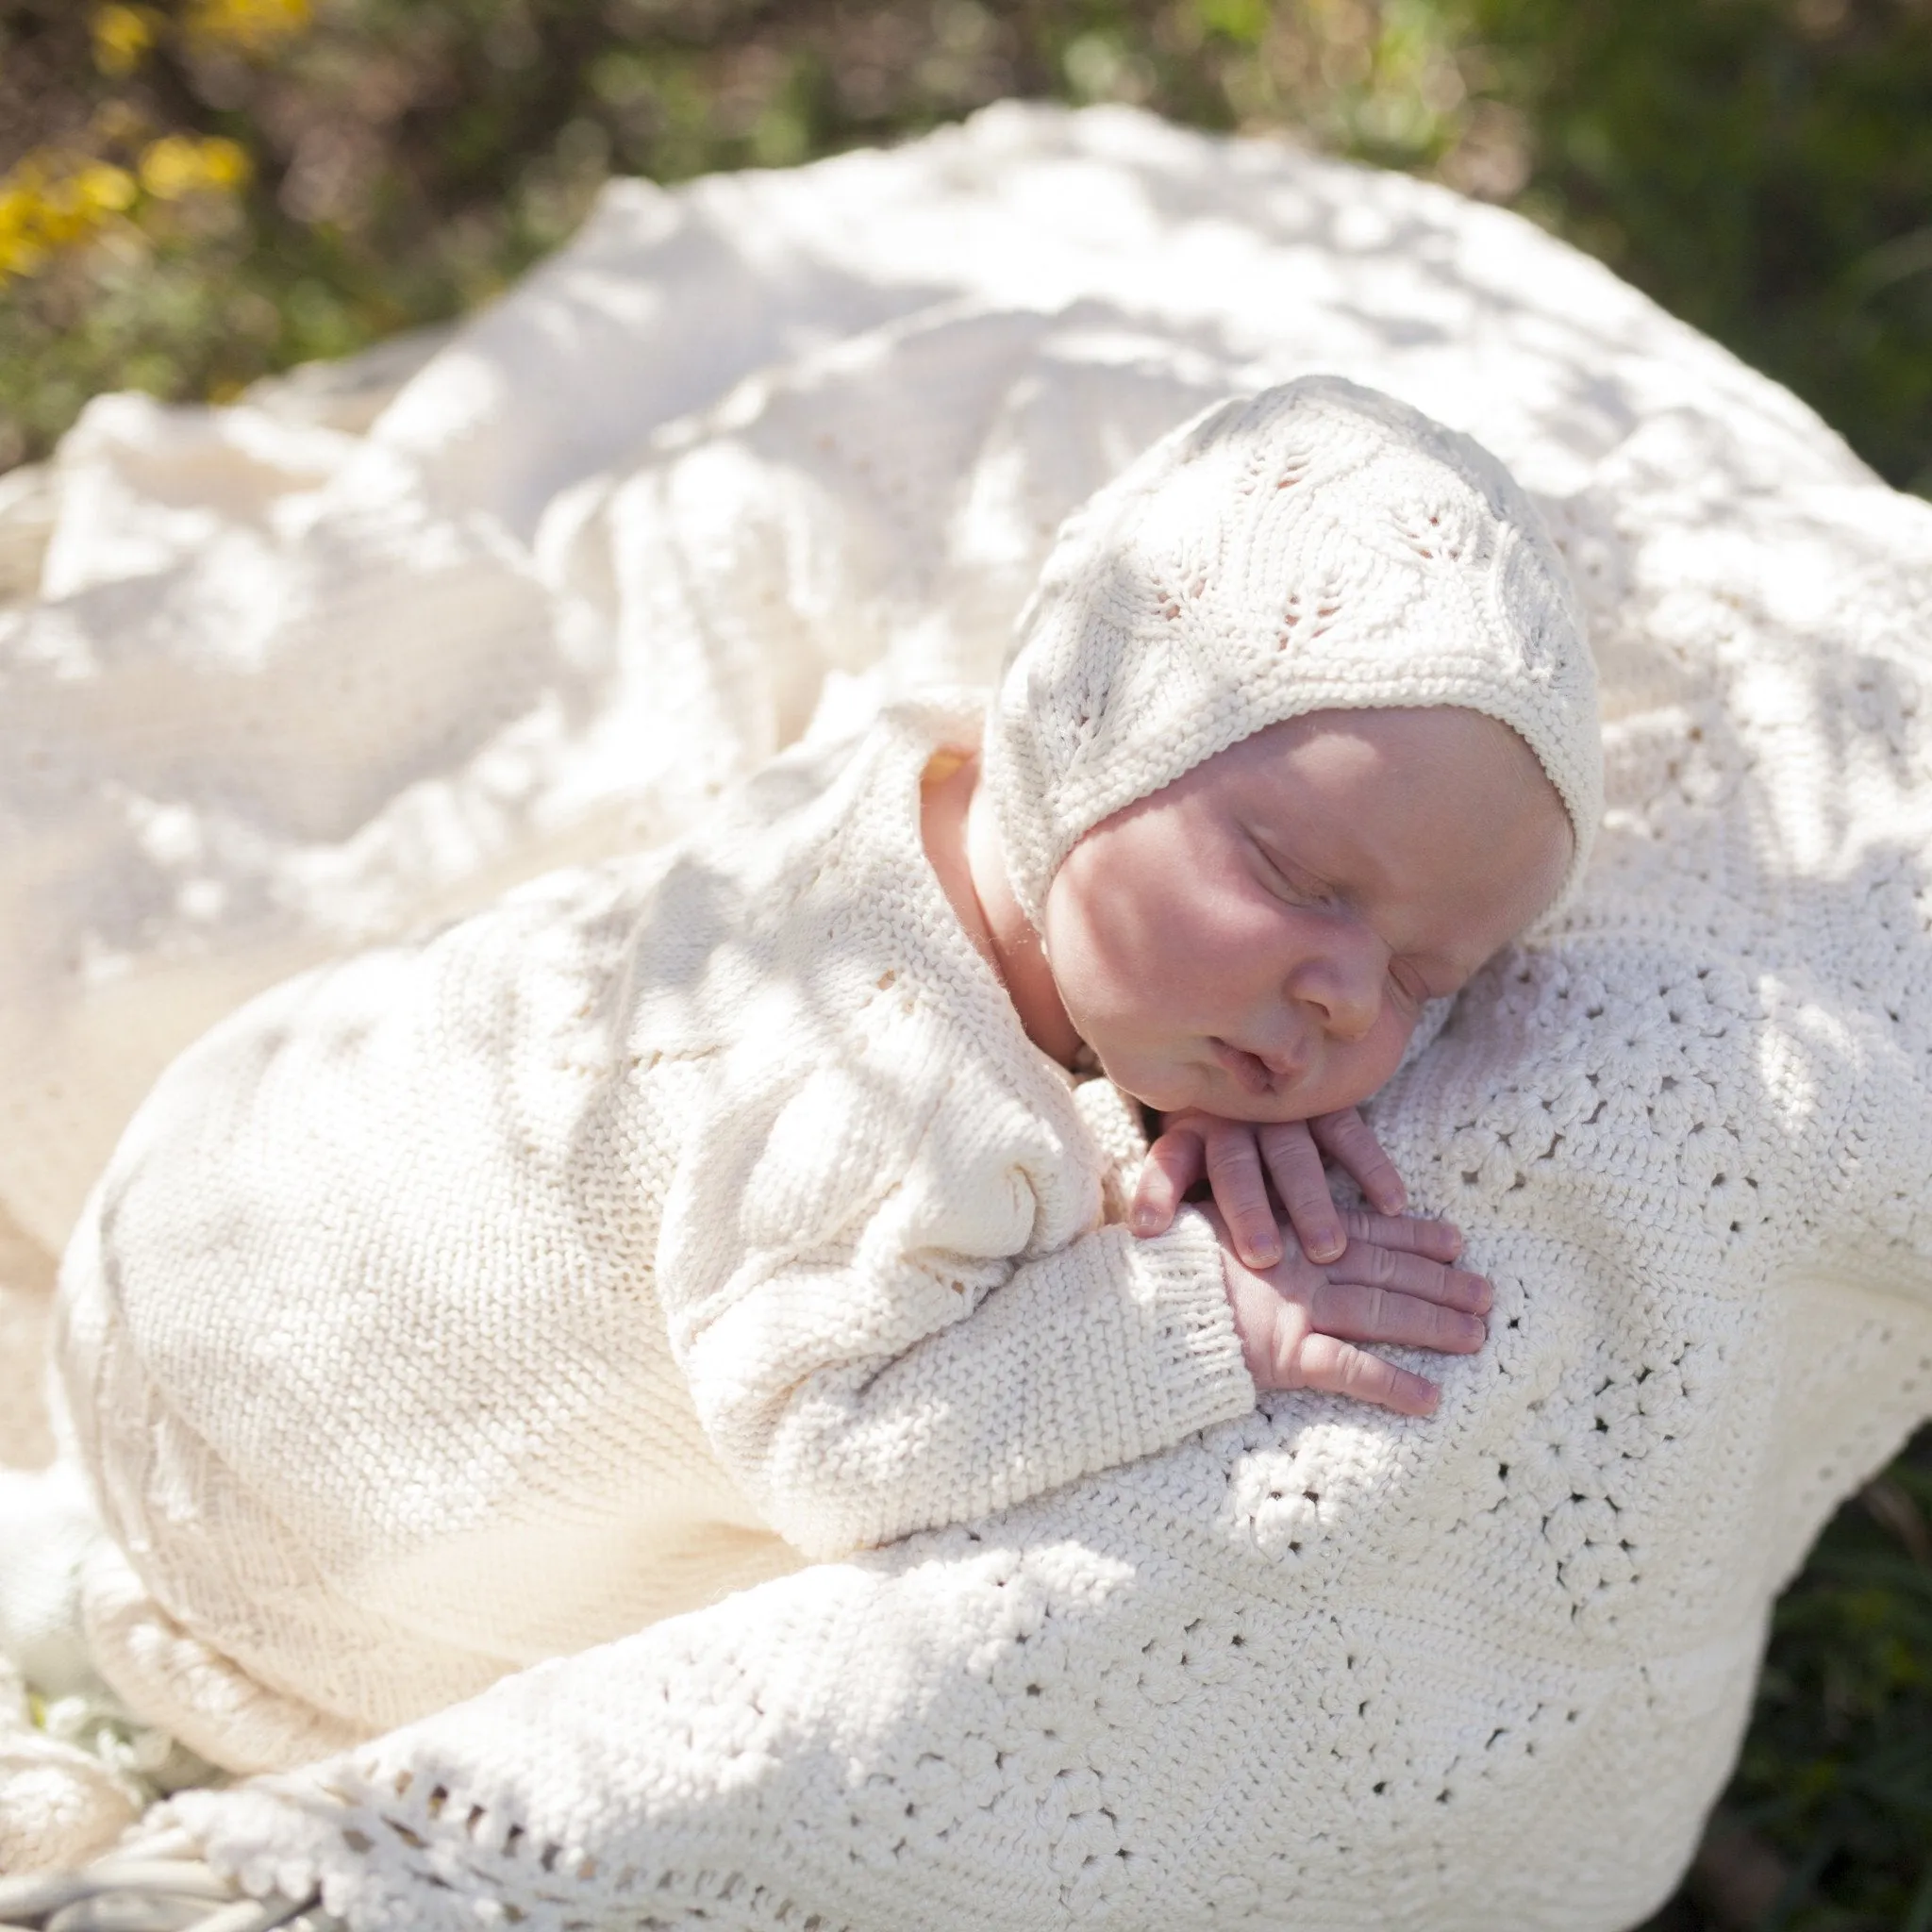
[982,376,1601,927]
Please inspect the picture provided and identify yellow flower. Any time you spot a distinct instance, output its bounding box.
[77,163,140,214]
[90,3,159,77]
[0,154,139,279]
[183,0,313,55]
[139,134,253,201]
[0,128,252,279]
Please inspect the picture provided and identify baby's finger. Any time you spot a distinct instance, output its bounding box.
[1307,1278,1488,1355]
[1295,1334,1440,1418]
[1309,1108,1406,1216]
[1334,1208,1464,1263]
[1325,1241,1491,1314]
[1203,1124,1282,1269]
[1257,1121,1345,1263]
[1130,1127,1206,1238]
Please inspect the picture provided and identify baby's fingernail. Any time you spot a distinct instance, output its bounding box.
[1131,1208,1160,1236]
[1311,1237,1344,1262]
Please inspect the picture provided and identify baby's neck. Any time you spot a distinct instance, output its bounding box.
[920,751,1083,1069]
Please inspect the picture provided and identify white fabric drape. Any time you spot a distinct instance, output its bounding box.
[2,103,1930,1927]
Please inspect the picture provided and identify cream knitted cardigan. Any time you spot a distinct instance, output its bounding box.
[2,103,1931,1930]
[56,697,1248,1767]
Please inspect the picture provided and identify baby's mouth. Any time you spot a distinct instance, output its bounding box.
[1208,1037,1301,1097]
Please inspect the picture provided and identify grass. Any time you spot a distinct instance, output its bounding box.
[1693,1438,1932,1930]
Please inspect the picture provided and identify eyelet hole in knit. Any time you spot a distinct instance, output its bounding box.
[1274,583,1344,647]
[1151,566,1208,625]
[1288,580,1342,643]
[1391,500,1472,566]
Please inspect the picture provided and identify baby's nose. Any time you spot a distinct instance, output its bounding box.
[1319,980,1382,1041]
[1291,932,1387,1040]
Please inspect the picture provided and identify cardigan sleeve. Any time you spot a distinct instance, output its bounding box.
[655,1058,1256,1560]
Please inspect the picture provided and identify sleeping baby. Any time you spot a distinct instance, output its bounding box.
[52,376,1600,1773]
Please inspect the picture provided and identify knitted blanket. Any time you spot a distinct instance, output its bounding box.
[5,102,1932,1930]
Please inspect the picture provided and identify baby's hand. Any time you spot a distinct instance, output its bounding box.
[1202,1203,1487,1418]
[1131,1108,1409,1270]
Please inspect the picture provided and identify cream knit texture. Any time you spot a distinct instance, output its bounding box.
[984,377,1600,926]
[2,102,1930,1932]
[54,695,1251,1770]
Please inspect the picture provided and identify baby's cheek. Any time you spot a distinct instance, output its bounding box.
[1320,1012,1414,1113]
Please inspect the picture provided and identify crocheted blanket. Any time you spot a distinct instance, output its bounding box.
[5,103,1932,1930]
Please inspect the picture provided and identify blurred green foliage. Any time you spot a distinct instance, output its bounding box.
[0,0,1928,488]
[1716,1440,1932,1931]
[1468,0,1932,498]
[4,4,1932,1925]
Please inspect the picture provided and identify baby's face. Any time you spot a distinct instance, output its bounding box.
[1041,707,1574,1122]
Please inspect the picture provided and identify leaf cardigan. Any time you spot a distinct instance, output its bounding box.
[56,696,1253,1771]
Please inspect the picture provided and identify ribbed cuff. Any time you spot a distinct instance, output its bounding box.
[1118,1207,1256,1444]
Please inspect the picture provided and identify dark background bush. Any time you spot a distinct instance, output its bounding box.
[3,4,1931,1925]
[3,0,1930,491]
